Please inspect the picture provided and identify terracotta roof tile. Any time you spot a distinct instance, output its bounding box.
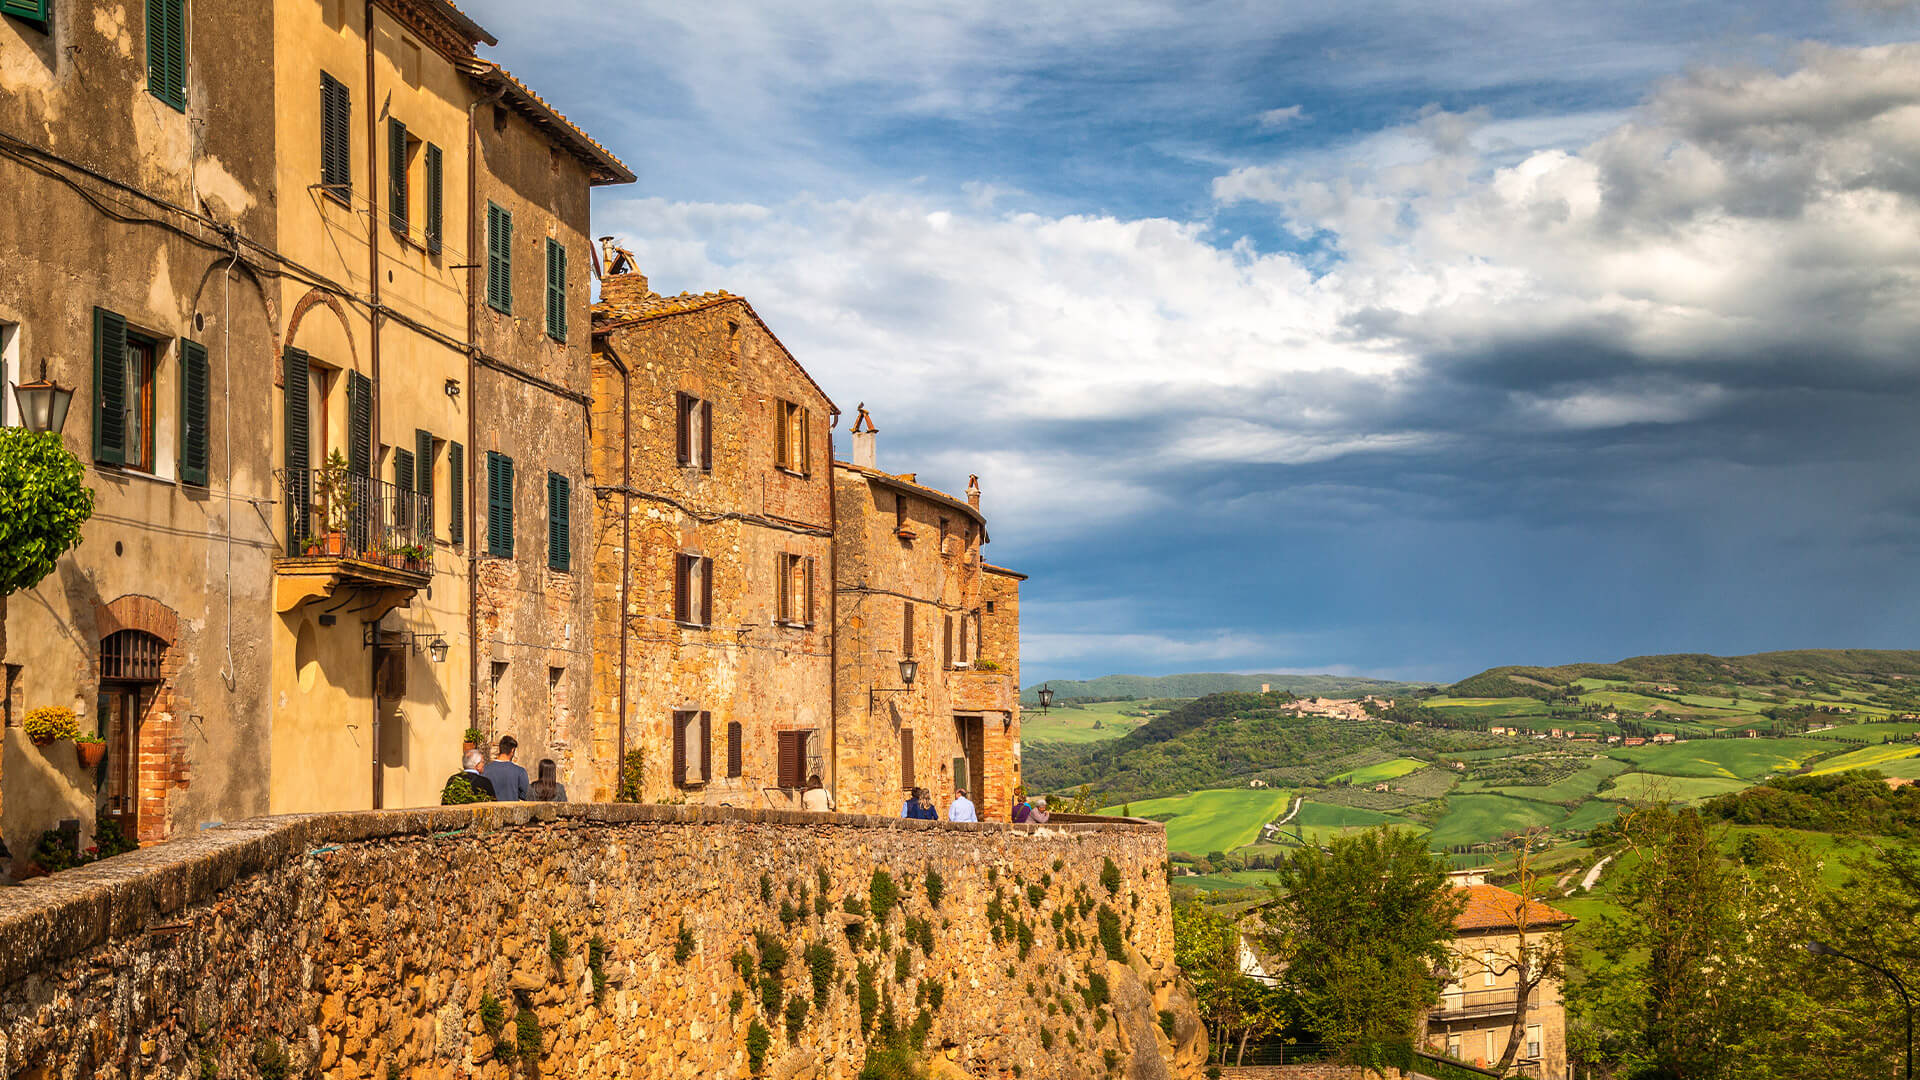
[1453,884,1575,932]
[461,60,634,185]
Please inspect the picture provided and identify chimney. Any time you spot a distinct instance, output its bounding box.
[851,403,878,469]
[598,269,651,310]
[967,474,981,510]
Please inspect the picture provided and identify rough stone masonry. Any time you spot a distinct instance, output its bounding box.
[0,805,1204,1079]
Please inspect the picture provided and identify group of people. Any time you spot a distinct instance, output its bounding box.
[900,783,1051,824]
[444,736,568,803]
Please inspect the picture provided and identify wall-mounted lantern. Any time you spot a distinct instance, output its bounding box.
[11,360,75,435]
[1037,685,1054,712]
[872,656,919,713]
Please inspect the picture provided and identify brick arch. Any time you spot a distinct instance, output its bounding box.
[278,287,359,387]
[94,595,182,647]
[186,253,281,361]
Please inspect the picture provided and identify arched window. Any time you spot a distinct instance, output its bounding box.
[100,630,166,683]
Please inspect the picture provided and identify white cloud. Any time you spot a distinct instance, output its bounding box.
[1257,105,1308,129]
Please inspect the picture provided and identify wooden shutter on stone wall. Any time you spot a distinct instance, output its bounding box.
[700,400,713,472]
[320,73,351,197]
[487,451,514,558]
[388,118,408,235]
[701,557,714,627]
[414,429,434,536]
[902,602,913,657]
[777,731,804,789]
[675,392,692,465]
[0,1,50,25]
[547,472,571,572]
[804,556,816,626]
[674,554,691,624]
[900,729,914,791]
[545,240,568,341]
[944,614,953,669]
[727,721,743,778]
[393,448,414,503]
[487,203,513,313]
[774,400,788,470]
[282,346,310,547]
[146,0,185,111]
[699,712,712,785]
[672,710,688,786]
[346,371,371,476]
[424,143,443,253]
[178,339,209,486]
[92,307,128,465]
[448,441,465,546]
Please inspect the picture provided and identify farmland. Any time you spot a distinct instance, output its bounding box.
[1110,787,1293,854]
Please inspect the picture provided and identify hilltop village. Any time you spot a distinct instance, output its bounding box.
[0,0,1025,868]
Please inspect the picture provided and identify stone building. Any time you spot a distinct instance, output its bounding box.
[0,0,627,864]
[1427,881,1576,1079]
[832,410,1025,818]
[588,269,839,805]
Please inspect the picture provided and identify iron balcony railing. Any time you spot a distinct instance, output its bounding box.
[278,467,434,574]
[1431,988,1525,1021]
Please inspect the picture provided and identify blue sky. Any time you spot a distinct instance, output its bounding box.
[466,0,1920,683]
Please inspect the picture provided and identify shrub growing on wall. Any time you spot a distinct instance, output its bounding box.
[0,429,94,597]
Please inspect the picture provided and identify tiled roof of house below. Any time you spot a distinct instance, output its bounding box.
[459,60,634,186]
[1454,884,1576,932]
[982,563,1028,580]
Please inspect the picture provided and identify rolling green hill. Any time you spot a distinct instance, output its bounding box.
[1446,649,1920,702]
[1020,671,1425,705]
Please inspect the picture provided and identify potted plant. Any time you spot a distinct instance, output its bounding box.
[395,542,432,572]
[463,727,485,753]
[74,733,106,769]
[22,705,80,747]
[312,449,357,555]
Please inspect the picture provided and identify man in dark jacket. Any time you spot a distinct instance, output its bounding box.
[445,748,497,801]
[484,735,530,801]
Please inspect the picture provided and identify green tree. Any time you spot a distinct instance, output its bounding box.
[1260,827,1461,1072]
[0,429,93,595]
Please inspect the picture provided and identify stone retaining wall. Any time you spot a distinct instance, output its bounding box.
[0,803,1204,1079]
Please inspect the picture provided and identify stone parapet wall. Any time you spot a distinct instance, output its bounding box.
[0,804,1202,1079]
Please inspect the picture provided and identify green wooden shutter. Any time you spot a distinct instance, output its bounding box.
[320,73,350,196]
[92,307,128,465]
[487,203,513,313]
[346,370,371,477]
[179,339,210,486]
[147,0,185,111]
[487,451,514,558]
[448,440,465,546]
[413,429,433,537]
[393,448,414,497]
[388,118,408,235]
[545,240,567,341]
[1,1,50,26]
[424,143,443,254]
[547,472,570,571]
[283,346,311,550]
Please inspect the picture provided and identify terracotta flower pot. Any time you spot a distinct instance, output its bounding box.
[76,742,107,769]
[28,734,56,748]
[325,532,347,555]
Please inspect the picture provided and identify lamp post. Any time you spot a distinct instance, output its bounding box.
[10,360,75,435]
[1807,939,1913,1080]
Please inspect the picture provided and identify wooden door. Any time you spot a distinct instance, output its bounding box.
[97,685,144,838]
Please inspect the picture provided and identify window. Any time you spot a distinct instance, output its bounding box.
[985,600,996,615]
[91,309,158,472]
[1482,950,1496,987]
[392,447,414,503]
[486,202,513,313]
[1,664,19,728]
[674,553,713,627]
[893,493,909,535]
[672,709,710,787]
[900,728,915,790]
[319,72,351,200]
[675,392,712,471]
[547,472,571,572]
[489,661,508,728]
[1526,1025,1542,1061]
[901,601,914,657]
[282,346,313,546]
[775,398,811,474]
[777,730,808,789]
[546,239,568,341]
[777,553,815,626]
[486,451,514,558]
[1446,1036,1461,1059]
[387,118,411,236]
[448,441,465,546]
[178,339,210,486]
[1,0,50,28]
[423,143,444,254]
[726,721,743,779]
[146,0,186,111]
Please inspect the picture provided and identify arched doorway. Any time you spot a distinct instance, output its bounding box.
[99,629,166,837]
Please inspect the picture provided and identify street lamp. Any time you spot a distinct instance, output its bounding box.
[1806,939,1912,1080]
[898,657,919,686]
[426,635,450,664]
[1037,685,1054,712]
[871,657,918,713]
[10,360,75,435]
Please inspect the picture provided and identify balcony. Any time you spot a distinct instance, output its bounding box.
[273,468,434,614]
[950,664,1017,713]
[1429,989,1524,1022]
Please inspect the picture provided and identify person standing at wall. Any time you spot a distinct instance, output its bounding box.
[1011,786,1034,823]
[803,774,836,812]
[530,759,568,802]
[902,786,937,820]
[485,736,530,802]
[445,749,497,801]
[948,783,978,823]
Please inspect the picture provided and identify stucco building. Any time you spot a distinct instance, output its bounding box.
[1427,880,1576,1080]
[0,0,627,864]
[832,412,1025,819]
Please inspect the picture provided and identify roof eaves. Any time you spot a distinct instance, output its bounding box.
[434,0,496,46]
[463,61,635,186]
[595,295,839,416]
[982,563,1028,580]
[833,461,988,534]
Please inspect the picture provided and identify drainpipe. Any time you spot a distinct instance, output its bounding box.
[465,85,486,758]
[827,424,838,807]
[363,0,384,810]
